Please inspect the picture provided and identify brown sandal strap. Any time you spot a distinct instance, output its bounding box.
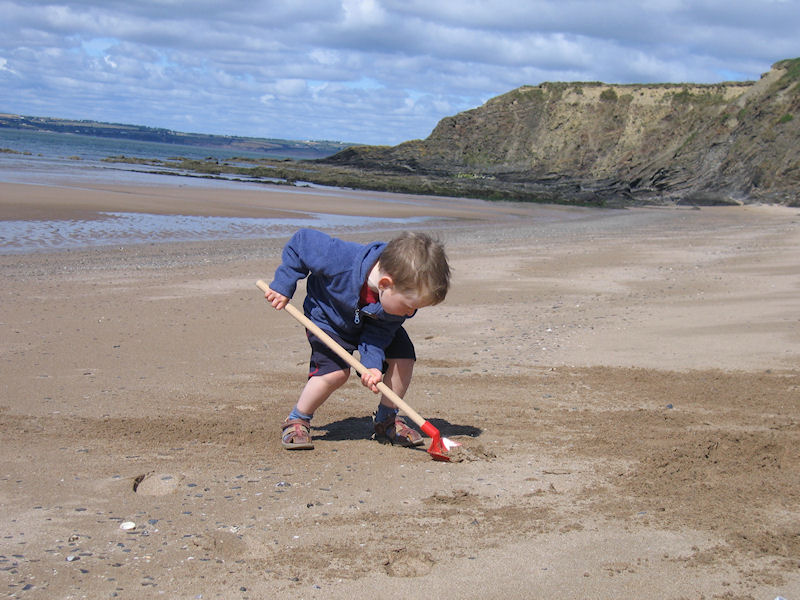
[282,417,310,432]
[282,418,312,446]
[392,418,417,439]
[375,415,423,446]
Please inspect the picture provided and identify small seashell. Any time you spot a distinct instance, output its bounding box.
[119,521,136,531]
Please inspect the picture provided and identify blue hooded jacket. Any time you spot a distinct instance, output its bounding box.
[269,228,410,370]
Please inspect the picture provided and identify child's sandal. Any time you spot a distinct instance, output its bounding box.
[281,418,314,450]
[373,415,424,447]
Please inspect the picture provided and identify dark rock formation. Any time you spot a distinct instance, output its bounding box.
[325,58,800,206]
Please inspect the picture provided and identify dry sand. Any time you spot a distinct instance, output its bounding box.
[1,180,799,599]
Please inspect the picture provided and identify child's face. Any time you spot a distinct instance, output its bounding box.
[380,285,430,317]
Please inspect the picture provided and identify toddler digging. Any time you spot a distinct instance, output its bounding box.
[263,228,450,450]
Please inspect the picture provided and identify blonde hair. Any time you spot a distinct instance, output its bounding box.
[380,232,450,305]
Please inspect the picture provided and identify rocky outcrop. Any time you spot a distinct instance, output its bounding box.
[326,58,800,206]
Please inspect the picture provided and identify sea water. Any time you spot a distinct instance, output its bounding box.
[0,127,287,186]
[0,128,434,253]
[0,211,431,254]
[0,127,277,163]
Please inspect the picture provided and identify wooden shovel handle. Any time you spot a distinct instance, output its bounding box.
[256,280,427,429]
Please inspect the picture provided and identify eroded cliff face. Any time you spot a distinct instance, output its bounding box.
[328,59,800,206]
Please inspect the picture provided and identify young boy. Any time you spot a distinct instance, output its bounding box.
[263,228,450,450]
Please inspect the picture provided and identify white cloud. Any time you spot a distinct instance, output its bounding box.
[0,57,18,74]
[272,79,309,96]
[0,0,797,145]
[341,0,389,27]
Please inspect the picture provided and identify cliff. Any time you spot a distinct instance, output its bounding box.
[325,58,800,206]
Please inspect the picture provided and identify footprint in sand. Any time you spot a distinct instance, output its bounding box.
[383,547,436,577]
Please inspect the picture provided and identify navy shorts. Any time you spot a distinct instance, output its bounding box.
[307,327,416,377]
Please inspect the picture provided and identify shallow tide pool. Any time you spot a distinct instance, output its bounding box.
[0,211,434,254]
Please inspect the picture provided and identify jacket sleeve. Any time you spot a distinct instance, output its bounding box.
[268,229,339,299]
[358,316,405,371]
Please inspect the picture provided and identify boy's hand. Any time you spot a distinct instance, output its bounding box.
[264,287,289,310]
[361,368,383,393]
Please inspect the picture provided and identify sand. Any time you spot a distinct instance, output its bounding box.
[1,180,799,599]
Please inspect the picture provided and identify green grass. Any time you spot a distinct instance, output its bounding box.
[670,88,726,106]
[775,58,800,81]
[600,88,618,102]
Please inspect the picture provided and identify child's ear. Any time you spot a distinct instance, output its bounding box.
[378,275,394,290]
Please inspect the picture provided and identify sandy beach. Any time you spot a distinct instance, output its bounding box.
[1,180,799,599]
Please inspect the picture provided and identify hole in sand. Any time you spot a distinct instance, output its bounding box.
[132,472,181,496]
[445,442,497,462]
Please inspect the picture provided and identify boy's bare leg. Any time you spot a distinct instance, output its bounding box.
[374,358,422,446]
[282,369,349,450]
[379,358,414,408]
[295,368,350,415]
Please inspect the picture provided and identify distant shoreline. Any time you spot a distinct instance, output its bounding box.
[0,115,355,160]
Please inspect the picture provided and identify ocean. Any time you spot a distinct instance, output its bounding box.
[0,128,432,254]
[0,127,287,187]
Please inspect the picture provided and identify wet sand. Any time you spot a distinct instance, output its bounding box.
[1,180,799,599]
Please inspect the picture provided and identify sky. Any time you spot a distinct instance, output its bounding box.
[1,1,798,146]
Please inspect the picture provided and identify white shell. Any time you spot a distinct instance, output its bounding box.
[119,521,136,531]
